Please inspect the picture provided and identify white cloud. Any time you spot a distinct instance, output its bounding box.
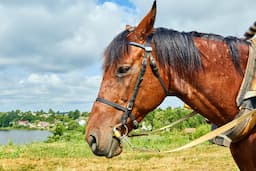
[0,0,134,111]
[27,74,61,85]
[0,0,135,72]
[131,0,255,37]
[0,69,101,111]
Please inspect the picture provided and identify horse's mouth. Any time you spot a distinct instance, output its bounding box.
[87,129,124,158]
[106,137,123,158]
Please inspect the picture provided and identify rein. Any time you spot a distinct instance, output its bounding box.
[128,110,197,137]
[96,35,169,129]
[115,109,256,154]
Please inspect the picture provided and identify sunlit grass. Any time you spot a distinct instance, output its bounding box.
[0,142,92,159]
[0,126,238,171]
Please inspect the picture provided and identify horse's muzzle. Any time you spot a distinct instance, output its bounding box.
[86,130,123,158]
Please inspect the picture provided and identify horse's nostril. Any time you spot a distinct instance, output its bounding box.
[89,135,97,152]
[88,135,95,146]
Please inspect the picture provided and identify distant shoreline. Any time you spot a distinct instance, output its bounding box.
[0,127,48,131]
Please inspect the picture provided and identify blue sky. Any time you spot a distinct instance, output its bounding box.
[98,0,134,8]
[0,0,255,112]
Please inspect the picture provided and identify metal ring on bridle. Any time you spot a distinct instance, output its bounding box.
[113,123,129,139]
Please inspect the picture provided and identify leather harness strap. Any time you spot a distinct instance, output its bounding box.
[96,97,127,112]
[236,38,256,106]
[227,38,256,142]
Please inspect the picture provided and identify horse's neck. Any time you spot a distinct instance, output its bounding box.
[170,38,249,126]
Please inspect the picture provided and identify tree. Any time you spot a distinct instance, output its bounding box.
[21,112,35,122]
[53,123,65,136]
[48,108,55,114]
[67,120,79,130]
[0,112,19,127]
[68,110,80,120]
[81,112,89,117]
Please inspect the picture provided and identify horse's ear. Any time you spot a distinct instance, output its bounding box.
[134,0,156,40]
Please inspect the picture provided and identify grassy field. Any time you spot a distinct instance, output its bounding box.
[0,129,238,171]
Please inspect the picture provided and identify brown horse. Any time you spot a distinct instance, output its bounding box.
[86,1,256,170]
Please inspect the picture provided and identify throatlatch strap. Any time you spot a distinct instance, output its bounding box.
[148,52,170,96]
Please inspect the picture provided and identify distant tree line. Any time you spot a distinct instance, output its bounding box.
[0,107,207,132]
[0,109,89,128]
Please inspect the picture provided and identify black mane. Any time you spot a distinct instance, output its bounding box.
[104,28,249,76]
[152,28,201,76]
[104,30,130,70]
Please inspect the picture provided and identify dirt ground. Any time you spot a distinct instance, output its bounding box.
[0,145,238,171]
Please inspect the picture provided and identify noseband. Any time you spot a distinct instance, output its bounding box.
[96,36,170,129]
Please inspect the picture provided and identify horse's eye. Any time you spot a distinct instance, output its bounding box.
[116,66,131,77]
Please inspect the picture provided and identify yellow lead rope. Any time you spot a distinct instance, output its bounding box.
[128,110,197,137]
[162,109,256,153]
[114,109,256,153]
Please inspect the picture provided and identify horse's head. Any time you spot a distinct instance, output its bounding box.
[85,1,168,158]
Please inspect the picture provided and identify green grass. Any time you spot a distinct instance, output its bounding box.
[0,141,93,159]
[0,125,211,159]
[0,125,238,171]
[129,124,211,150]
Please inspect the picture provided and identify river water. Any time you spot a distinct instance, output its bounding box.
[0,130,52,145]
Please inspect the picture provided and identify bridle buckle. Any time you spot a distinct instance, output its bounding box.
[145,46,152,52]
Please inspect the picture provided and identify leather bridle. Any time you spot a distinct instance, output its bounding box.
[96,36,170,129]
